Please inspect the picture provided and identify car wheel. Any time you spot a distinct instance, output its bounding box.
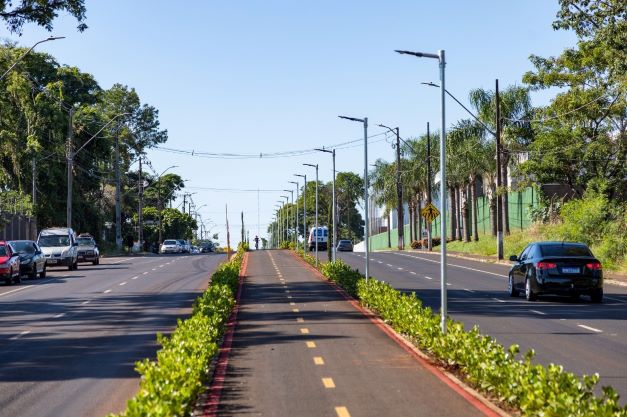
[13,269,21,284]
[68,263,73,271]
[39,265,46,279]
[73,260,78,270]
[508,274,519,297]
[525,277,537,301]
[93,258,99,265]
[591,288,603,303]
[29,265,38,279]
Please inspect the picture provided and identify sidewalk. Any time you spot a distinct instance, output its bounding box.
[208,250,501,417]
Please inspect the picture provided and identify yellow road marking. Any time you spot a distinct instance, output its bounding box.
[287,295,292,299]
[292,308,299,313]
[314,356,324,365]
[306,341,316,348]
[322,378,335,388]
[297,317,304,322]
[335,406,351,417]
[300,328,309,334]
[290,302,295,306]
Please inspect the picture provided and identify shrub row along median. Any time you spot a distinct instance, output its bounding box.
[294,250,627,417]
[109,247,244,417]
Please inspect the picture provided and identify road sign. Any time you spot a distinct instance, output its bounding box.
[421,203,440,223]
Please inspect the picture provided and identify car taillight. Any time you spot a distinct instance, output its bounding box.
[586,261,602,270]
[537,261,557,270]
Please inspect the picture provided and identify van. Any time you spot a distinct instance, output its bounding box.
[37,227,79,270]
[308,226,328,251]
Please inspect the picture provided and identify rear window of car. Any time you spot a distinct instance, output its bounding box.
[540,244,592,257]
[77,238,94,245]
[163,240,177,245]
[339,240,351,244]
[0,245,7,256]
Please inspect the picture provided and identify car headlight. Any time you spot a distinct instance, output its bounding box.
[22,258,32,265]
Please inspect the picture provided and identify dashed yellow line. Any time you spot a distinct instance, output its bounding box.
[335,406,351,417]
[300,328,309,334]
[306,341,316,348]
[313,356,324,365]
[296,317,304,323]
[290,302,295,306]
[322,378,335,388]
[292,308,299,313]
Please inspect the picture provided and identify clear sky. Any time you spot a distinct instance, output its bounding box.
[7,1,577,246]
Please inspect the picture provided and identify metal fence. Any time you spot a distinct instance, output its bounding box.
[0,213,38,241]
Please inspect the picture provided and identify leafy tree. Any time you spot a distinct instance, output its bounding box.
[0,0,87,34]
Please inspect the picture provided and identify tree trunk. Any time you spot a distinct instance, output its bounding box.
[471,176,479,242]
[417,197,423,245]
[408,201,414,245]
[455,187,462,241]
[502,151,510,235]
[387,209,391,248]
[489,188,497,237]
[463,184,471,242]
[413,197,419,241]
[449,187,456,241]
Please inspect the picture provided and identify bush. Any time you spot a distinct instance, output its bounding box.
[411,238,441,249]
[320,260,362,297]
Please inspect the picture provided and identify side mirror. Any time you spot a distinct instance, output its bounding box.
[73,242,78,247]
[509,255,518,262]
[36,250,42,255]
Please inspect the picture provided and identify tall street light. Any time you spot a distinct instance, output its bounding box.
[295,173,307,251]
[275,202,283,245]
[338,115,369,281]
[155,165,178,245]
[0,36,65,81]
[378,124,404,250]
[67,112,130,229]
[314,148,337,261]
[396,48,448,333]
[283,189,295,247]
[303,163,319,266]
[281,195,290,244]
[288,181,300,250]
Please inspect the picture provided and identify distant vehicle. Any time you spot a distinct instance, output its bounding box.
[336,239,353,252]
[160,239,181,254]
[37,227,79,271]
[200,242,214,253]
[177,239,190,253]
[76,233,100,265]
[190,245,200,254]
[508,241,603,303]
[8,240,46,279]
[308,226,328,251]
[0,241,21,285]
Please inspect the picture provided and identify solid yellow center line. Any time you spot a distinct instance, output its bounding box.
[313,356,324,365]
[300,328,309,334]
[335,406,351,417]
[322,378,335,388]
[306,341,316,348]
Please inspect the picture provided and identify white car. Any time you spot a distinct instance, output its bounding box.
[160,239,181,254]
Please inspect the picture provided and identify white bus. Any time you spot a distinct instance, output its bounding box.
[307,226,328,251]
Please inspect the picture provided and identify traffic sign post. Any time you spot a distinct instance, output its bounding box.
[421,202,440,224]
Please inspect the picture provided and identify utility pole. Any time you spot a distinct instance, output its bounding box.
[138,155,143,248]
[495,79,504,260]
[66,107,74,229]
[183,193,187,214]
[295,173,307,251]
[115,126,122,249]
[395,127,404,250]
[32,158,36,207]
[427,122,433,251]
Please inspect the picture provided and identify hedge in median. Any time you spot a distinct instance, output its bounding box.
[109,248,244,417]
[309,256,627,417]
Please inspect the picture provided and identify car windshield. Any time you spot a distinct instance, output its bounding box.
[77,238,94,246]
[10,241,35,254]
[163,240,177,245]
[540,244,592,257]
[39,235,70,247]
[0,246,7,256]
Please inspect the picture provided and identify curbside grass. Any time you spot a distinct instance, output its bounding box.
[108,248,245,417]
[303,254,627,417]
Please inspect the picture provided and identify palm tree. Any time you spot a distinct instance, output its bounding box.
[370,159,397,248]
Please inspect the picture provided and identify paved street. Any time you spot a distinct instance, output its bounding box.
[338,250,627,402]
[0,253,224,417]
[216,250,493,417]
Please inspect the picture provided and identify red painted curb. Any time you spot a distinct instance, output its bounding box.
[288,251,507,417]
[203,252,249,417]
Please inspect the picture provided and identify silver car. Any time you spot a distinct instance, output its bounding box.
[160,239,181,254]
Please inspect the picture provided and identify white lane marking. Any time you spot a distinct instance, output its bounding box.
[377,261,383,264]
[0,286,31,297]
[529,309,546,315]
[143,272,149,275]
[11,330,31,340]
[159,264,165,268]
[397,267,404,271]
[395,253,508,278]
[54,313,65,318]
[424,276,433,280]
[446,283,452,286]
[604,296,625,303]
[493,298,506,303]
[81,300,90,305]
[119,282,127,286]
[386,264,394,267]
[463,288,475,293]
[409,271,417,275]
[131,276,139,280]
[104,289,112,294]
[106,258,132,264]
[578,324,602,333]
[151,268,157,271]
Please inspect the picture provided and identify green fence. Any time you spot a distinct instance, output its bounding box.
[369,187,538,250]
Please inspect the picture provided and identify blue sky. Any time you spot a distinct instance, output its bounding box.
[6,1,577,246]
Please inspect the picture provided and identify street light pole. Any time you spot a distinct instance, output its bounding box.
[288,181,300,250]
[314,148,337,261]
[283,189,295,247]
[396,48,448,334]
[378,124,404,251]
[303,163,319,266]
[0,36,65,82]
[295,174,306,252]
[339,115,369,281]
[281,195,289,244]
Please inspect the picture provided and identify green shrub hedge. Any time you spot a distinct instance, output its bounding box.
[304,256,627,417]
[109,249,244,417]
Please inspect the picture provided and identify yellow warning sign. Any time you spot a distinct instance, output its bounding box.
[421,203,440,223]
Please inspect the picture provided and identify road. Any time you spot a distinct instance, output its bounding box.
[0,253,224,417]
[215,250,494,417]
[338,250,627,402]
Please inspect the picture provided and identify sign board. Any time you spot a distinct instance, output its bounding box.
[421,203,440,223]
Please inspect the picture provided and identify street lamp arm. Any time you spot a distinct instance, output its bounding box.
[73,112,131,156]
[314,148,333,154]
[395,49,439,60]
[0,36,65,81]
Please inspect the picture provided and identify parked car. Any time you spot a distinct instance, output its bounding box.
[508,241,603,303]
[37,227,79,271]
[0,241,21,284]
[190,245,200,254]
[336,239,354,252]
[200,241,215,253]
[160,239,181,254]
[308,226,328,251]
[177,239,190,253]
[76,233,100,265]
[8,240,46,279]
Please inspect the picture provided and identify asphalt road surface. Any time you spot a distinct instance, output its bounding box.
[216,250,492,417]
[0,253,224,417]
[338,250,627,403]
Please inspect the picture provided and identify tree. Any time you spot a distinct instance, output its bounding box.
[370,159,396,248]
[1,0,87,34]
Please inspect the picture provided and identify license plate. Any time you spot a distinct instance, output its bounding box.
[562,267,580,274]
[47,259,57,264]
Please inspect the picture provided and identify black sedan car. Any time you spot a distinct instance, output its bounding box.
[336,240,354,252]
[8,240,47,279]
[508,241,603,302]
